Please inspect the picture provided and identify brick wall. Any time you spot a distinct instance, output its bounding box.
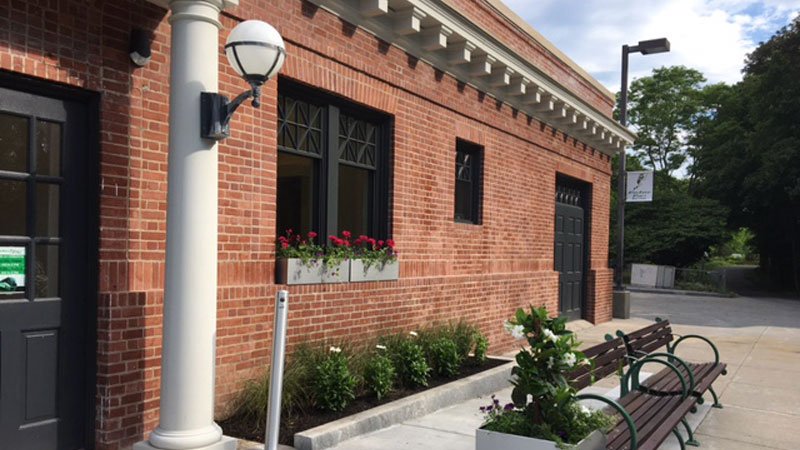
[0,1,613,449]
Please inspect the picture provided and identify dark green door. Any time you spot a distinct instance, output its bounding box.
[0,86,91,450]
[554,182,586,320]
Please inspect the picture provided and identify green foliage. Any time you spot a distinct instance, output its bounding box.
[385,336,431,387]
[448,320,481,360]
[232,343,322,428]
[231,320,490,434]
[690,18,800,292]
[428,337,463,378]
[312,348,357,412]
[482,306,613,446]
[625,66,707,175]
[363,352,395,400]
[473,334,489,364]
[620,174,729,267]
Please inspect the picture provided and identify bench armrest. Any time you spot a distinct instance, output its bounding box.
[575,393,638,450]
[637,352,696,395]
[622,356,689,399]
[669,334,720,366]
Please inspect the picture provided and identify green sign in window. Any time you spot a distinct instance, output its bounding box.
[0,246,25,292]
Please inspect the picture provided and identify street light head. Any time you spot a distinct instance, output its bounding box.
[637,38,670,55]
[225,20,286,88]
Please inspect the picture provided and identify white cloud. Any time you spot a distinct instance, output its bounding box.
[502,0,800,91]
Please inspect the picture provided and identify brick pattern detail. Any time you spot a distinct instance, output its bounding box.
[0,1,613,449]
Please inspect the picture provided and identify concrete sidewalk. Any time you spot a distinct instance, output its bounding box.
[327,291,800,450]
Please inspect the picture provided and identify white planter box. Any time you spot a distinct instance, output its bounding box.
[475,428,605,450]
[349,259,399,282]
[275,258,350,285]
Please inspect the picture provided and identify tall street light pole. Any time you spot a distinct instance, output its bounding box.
[614,38,670,313]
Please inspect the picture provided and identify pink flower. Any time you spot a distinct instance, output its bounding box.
[377,240,384,248]
[386,239,395,249]
[308,231,317,240]
[342,230,351,239]
[281,242,289,249]
[368,238,376,248]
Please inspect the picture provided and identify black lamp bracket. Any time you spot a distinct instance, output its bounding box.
[201,82,262,140]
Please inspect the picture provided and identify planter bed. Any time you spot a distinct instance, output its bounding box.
[220,357,510,448]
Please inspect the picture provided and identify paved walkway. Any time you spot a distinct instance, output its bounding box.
[329,291,800,450]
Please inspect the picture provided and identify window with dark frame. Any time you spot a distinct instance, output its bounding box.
[454,139,483,224]
[276,81,391,242]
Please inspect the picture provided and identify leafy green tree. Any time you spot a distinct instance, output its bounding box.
[626,66,706,175]
[611,171,728,267]
[691,17,800,292]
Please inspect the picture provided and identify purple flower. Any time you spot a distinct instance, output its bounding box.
[504,403,514,411]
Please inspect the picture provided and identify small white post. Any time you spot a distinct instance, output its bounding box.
[265,290,289,450]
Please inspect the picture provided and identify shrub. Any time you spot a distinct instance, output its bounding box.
[386,334,430,387]
[312,347,356,412]
[428,336,462,378]
[449,320,479,360]
[473,333,489,363]
[363,348,395,400]
[231,343,321,428]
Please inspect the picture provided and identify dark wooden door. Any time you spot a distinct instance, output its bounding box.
[0,86,91,450]
[554,183,586,320]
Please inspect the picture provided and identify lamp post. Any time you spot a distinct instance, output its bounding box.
[136,12,285,450]
[614,38,669,312]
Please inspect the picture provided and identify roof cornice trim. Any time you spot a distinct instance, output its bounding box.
[307,0,634,154]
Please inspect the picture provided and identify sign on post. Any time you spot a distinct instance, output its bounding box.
[626,171,654,202]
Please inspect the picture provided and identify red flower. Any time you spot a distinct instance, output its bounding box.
[386,239,395,249]
[377,240,384,248]
[368,238,376,248]
[308,231,318,240]
[281,242,289,249]
[278,236,288,243]
[342,230,352,239]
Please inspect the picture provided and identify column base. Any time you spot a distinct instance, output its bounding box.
[134,435,238,450]
[612,289,631,319]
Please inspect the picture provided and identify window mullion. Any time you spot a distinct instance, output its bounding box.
[325,105,339,237]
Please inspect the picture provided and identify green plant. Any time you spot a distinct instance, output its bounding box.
[312,347,357,412]
[276,229,325,265]
[480,306,614,447]
[232,343,322,428]
[428,336,462,378]
[385,333,431,387]
[447,320,480,360]
[363,346,396,400]
[473,333,489,363]
[351,234,397,269]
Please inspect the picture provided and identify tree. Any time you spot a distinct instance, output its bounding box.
[691,17,800,293]
[626,66,706,175]
[611,169,728,267]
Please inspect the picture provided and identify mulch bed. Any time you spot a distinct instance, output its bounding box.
[220,357,509,445]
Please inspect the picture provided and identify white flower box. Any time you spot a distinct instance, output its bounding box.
[349,259,399,282]
[475,429,605,450]
[275,258,349,285]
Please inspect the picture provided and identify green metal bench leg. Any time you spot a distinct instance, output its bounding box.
[672,428,687,450]
[709,386,723,408]
[681,418,700,446]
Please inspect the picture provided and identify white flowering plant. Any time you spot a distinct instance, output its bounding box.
[482,306,614,448]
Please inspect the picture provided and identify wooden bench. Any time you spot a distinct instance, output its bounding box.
[568,337,701,450]
[613,319,728,410]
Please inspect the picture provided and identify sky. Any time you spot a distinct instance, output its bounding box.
[502,0,800,92]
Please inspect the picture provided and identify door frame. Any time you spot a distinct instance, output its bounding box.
[0,69,100,449]
[554,173,592,321]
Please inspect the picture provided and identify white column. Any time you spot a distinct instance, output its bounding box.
[135,1,235,449]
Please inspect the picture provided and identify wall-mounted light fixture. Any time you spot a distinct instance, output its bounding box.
[129,28,152,67]
[201,20,286,140]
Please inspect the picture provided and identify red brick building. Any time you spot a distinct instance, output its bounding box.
[0,1,633,449]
